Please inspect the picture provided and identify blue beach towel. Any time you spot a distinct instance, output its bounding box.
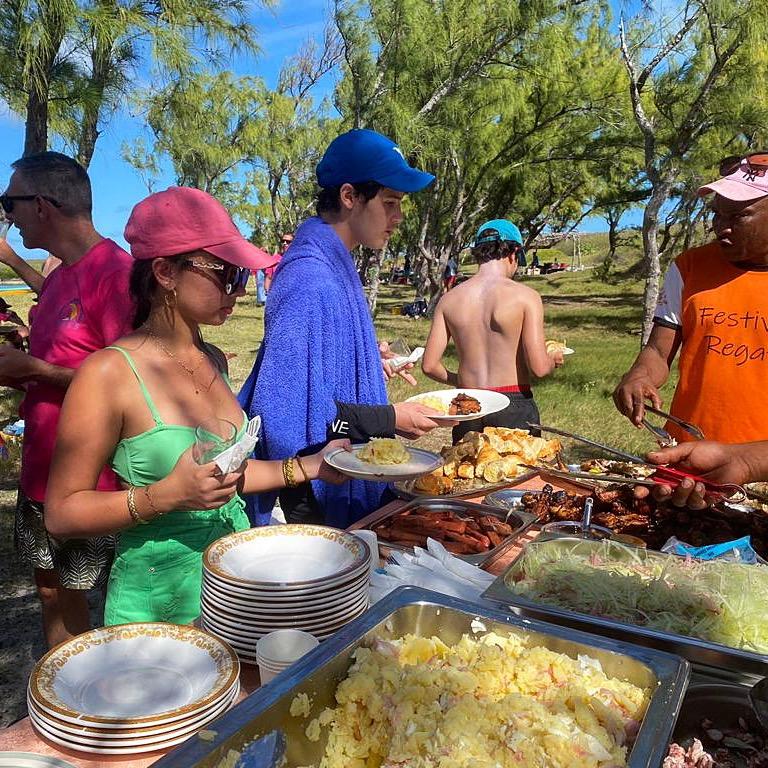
[239,217,388,528]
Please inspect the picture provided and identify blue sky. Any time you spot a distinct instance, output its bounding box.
[1,0,649,262]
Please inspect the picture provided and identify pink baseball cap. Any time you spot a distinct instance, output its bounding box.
[698,160,768,202]
[125,187,276,269]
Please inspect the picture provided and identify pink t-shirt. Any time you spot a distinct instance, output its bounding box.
[20,239,135,502]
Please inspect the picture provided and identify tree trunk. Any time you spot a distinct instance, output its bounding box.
[24,90,49,156]
[365,248,386,314]
[640,180,673,344]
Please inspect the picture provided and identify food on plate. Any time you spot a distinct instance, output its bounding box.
[546,339,568,354]
[580,459,656,479]
[508,538,768,653]
[522,484,768,559]
[411,394,449,413]
[307,633,651,767]
[412,468,455,495]
[667,716,768,768]
[373,507,515,554]
[410,428,560,495]
[449,392,482,415]
[358,438,410,465]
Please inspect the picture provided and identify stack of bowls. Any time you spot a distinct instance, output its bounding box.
[201,524,371,663]
[27,624,239,755]
[255,629,319,684]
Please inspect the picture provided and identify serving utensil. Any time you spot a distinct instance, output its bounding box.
[527,423,746,502]
[233,730,286,767]
[644,403,705,440]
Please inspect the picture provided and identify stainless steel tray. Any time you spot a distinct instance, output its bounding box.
[391,469,538,500]
[482,536,768,677]
[153,586,690,768]
[355,496,536,566]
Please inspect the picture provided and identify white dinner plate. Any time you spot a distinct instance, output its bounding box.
[404,388,510,421]
[201,574,368,611]
[27,683,238,745]
[324,445,443,482]
[200,591,369,630]
[202,563,368,599]
[28,713,198,756]
[204,525,369,587]
[201,597,368,637]
[0,755,77,768]
[29,624,238,726]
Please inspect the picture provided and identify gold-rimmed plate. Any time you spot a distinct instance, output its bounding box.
[28,623,238,727]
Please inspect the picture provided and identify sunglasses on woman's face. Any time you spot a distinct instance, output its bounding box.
[182,260,250,295]
[0,193,61,214]
[719,152,768,180]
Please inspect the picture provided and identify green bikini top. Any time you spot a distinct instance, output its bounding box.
[107,346,245,487]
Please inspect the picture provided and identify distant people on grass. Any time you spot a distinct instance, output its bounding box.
[0,151,135,648]
[0,296,29,348]
[422,219,564,444]
[614,153,768,444]
[443,256,458,291]
[238,129,449,529]
[45,187,346,626]
[253,233,290,306]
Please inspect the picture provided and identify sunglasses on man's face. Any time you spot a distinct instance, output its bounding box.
[719,152,768,180]
[0,194,61,214]
[182,260,250,295]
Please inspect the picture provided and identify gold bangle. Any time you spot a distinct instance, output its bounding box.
[143,486,162,517]
[282,457,297,488]
[127,486,148,525]
[294,455,310,484]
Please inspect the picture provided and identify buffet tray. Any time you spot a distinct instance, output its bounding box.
[349,496,537,566]
[153,586,690,768]
[391,469,538,500]
[482,536,768,677]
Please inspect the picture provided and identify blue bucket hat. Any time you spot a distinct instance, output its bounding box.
[474,219,523,246]
[316,129,435,194]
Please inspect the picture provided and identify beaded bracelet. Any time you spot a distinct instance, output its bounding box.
[282,457,298,488]
[127,486,149,525]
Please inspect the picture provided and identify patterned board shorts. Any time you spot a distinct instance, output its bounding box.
[14,489,116,590]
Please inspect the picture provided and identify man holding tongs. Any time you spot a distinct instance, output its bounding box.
[614,153,768,446]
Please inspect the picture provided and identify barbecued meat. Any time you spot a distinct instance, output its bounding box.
[522,485,768,559]
[449,393,482,415]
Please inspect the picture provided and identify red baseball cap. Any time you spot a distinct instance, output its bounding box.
[125,187,276,269]
[698,160,768,202]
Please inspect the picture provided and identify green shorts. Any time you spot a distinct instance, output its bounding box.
[104,497,249,626]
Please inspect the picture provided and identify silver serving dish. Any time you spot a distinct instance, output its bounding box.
[484,487,542,511]
[154,586,690,768]
[482,536,768,677]
[355,496,536,566]
[391,469,538,500]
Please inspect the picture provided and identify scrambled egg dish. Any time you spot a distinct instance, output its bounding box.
[358,438,410,465]
[305,633,651,768]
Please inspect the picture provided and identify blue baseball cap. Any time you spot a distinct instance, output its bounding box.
[316,129,435,193]
[473,219,524,246]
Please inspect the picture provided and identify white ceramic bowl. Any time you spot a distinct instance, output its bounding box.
[204,525,370,587]
[28,624,238,726]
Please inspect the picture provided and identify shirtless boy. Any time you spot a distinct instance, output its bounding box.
[422,219,564,442]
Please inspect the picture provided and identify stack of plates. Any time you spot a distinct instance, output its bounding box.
[27,624,239,755]
[201,525,371,663]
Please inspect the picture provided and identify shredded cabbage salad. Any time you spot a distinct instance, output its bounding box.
[508,539,768,653]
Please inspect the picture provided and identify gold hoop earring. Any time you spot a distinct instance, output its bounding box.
[164,288,177,308]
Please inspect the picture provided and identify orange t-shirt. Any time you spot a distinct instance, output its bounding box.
[659,242,768,444]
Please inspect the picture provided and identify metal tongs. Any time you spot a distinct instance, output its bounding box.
[528,423,746,502]
[641,403,705,446]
